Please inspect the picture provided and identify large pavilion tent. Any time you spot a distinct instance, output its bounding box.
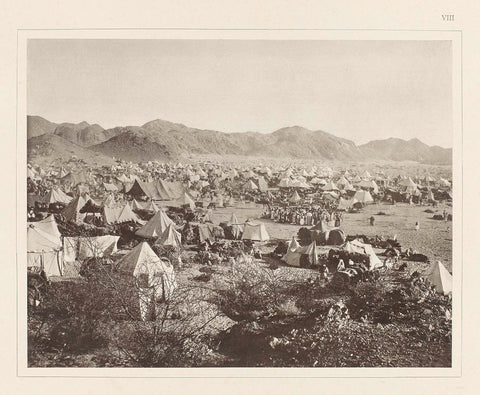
[27,215,64,277]
[103,203,141,225]
[63,235,120,263]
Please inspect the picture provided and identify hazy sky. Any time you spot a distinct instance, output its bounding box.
[28,39,452,147]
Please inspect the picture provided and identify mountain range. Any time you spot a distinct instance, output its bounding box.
[27,115,452,165]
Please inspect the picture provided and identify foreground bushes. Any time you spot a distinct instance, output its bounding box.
[28,258,452,367]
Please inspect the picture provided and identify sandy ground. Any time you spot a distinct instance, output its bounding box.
[209,201,453,271]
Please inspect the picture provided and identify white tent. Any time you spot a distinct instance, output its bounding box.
[136,209,174,239]
[322,181,339,191]
[154,223,182,249]
[428,261,452,295]
[353,190,374,204]
[103,203,141,225]
[342,239,383,270]
[358,179,379,194]
[287,236,300,251]
[116,242,177,320]
[63,235,120,263]
[278,178,292,188]
[27,215,63,277]
[227,213,244,239]
[242,222,270,241]
[42,188,73,205]
[337,197,353,211]
[176,192,196,210]
[399,177,417,188]
[290,190,301,203]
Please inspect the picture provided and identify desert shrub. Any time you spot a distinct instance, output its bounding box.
[212,263,288,321]
[346,278,452,345]
[28,279,112,357]
[151,244,184,269]
[114,322,213,367]
[265,317,450,367]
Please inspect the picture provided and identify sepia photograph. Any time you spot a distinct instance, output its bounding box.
[24,35,456,370]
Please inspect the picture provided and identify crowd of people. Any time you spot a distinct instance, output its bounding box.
[265,205,343,227]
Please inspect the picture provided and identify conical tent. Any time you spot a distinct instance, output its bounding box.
[399,177,417,188]
[131,199,145,211]
[176,192,196,210]
[290,190,301,203]
[304,240,319,266]
[242,222,270,241]
[353,190,374,204]
[337,197,353,211]
[282,240,317,267]
[256,177,269,192]
[42,188,73,204]
[337,176,349,187]
[278,178,292,188]
[227,213,238,225]
[154,223,182,248]
[429,261,452,295]
[358,179,379,193]
[227,213,244,239]
[243,180,258,190]
[103,194,116,207]
[116,242,177,319]
[322,181,339,191]
[61,195,86,223]
[136,210,174,238]
[361,170,371,179]
[288,236,300,251]
[143,200,160,213]
[117,203,140,223]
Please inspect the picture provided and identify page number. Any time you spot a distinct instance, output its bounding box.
[442,14,454,21]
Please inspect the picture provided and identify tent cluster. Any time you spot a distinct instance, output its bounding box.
[26,158,453,326]
[282,238,318,267]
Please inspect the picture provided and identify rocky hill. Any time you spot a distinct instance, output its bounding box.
[53,122,121,147]
[27,133,115,166]
[27,116,452,165]
[359,138,452,165]
[27,116,58,139]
